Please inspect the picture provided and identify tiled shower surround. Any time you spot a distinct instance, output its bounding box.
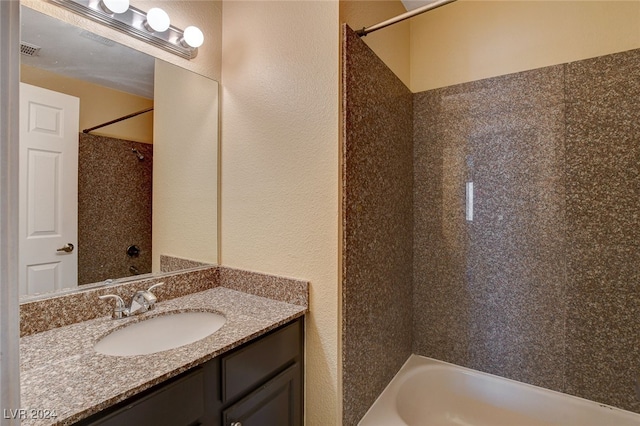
[342,25,640,424]
[413,64,567,391]
[342,25,413,426]
[78,133,153,285]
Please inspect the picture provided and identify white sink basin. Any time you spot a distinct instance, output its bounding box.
[94,311,226,356]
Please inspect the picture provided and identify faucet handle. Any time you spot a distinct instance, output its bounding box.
[139,282,164,311]
[99,294,126,319]
[147,282,164,293]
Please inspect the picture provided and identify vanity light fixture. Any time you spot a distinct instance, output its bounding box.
[181,26,204,48]
[144,7,170,33]
[48,0,203,59]
[99,0,129,15]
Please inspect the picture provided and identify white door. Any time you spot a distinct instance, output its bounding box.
[19,83,79,296]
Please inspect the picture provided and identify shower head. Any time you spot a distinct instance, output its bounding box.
[131,148,144,161]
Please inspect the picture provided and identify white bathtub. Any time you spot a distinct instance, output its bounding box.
[359,355,640,426]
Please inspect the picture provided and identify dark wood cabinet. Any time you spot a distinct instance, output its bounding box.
[84,368,205,426]
[222,363,301,426]
[222,317,301,404]
[75,318,303,426]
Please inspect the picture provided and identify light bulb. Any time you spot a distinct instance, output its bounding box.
[100,0,129,14]
[182,26,204,48]
[145,8,170,32]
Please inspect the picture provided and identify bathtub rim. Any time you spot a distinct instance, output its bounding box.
[358,354,640,426]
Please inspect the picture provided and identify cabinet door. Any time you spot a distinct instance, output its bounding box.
[222,363,301,426]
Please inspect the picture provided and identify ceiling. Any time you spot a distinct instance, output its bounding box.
[20,7,155,99]
[19,1,434,98]
[401,0,438,11]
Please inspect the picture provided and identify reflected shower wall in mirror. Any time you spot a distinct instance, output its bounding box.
[19,6,219,299]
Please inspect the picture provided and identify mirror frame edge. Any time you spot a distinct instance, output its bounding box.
[1,0,23,418]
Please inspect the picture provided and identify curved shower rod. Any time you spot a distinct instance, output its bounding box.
[356,0,458,37]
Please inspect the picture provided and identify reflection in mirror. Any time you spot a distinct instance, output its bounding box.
[19,6,218,300]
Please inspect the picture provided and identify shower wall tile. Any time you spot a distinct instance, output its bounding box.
[413,47,640,413]
[564,49,640,412]
[78,134,153,285]
[413,88,472,367]
[413,65,567,391]
[342,25,413,426]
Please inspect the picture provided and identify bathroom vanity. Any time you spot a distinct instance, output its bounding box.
[76,318,303,426]
[19,282,307,426]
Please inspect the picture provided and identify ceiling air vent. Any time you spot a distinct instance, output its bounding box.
[20,42,41,57]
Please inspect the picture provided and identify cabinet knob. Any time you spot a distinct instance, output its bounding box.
[230,422,242,426]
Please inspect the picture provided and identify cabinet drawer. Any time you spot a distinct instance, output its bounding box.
[222,320,301,403]
[83,369,204,426]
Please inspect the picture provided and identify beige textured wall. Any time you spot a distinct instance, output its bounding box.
[152,60,218,271]
[220,1,340,425]
[340,0,410,88]
[411,0,640,92]
[21,0,221,81]
[20,65,153,143]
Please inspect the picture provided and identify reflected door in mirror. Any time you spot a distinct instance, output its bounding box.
[19,83,79,296]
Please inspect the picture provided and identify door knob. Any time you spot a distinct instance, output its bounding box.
[56,243,74,253]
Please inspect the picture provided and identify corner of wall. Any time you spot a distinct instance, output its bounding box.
[340,0,411,89]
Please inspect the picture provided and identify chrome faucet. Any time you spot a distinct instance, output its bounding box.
[99,282,164,319]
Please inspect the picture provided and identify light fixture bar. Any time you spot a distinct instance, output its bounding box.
[47,0,199,59]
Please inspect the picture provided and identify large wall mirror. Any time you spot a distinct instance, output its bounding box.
[19,5,219,301]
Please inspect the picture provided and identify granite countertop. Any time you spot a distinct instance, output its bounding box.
[20,287,307,426]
